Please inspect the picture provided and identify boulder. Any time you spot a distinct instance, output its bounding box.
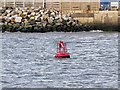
[56,23,61,26]
[8,17,12,20]
[31,12,36,16]
[1,7,91,32]
[30,17,35,20]
[17,10,22,15]
[6,10,11,13]
[30,20,36,25]
[35,16,39,20]
[23,12,27,15]
[15,17,22,23]
[0,16,2,20]
[7,13,11,17]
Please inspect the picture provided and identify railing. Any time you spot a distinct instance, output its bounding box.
[0,0,100,11]
[1,0,43,7]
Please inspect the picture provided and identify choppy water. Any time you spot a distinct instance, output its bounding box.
[1,32,118,88]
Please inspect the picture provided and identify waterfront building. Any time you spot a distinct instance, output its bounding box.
[45,0,100,11]
[100,2,109,10]
[111,2,119,11]
[1,0,100,11]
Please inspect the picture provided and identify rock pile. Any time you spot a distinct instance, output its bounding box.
[0,7,93,32]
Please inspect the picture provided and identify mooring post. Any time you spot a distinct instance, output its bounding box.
[33,0,34,7]
[4,0,6,7]
[23,0,25,7]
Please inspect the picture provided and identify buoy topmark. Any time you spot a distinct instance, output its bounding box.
[55,41,70,58]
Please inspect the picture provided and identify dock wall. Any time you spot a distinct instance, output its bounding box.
[71,11,119,25]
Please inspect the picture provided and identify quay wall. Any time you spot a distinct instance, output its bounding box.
[71,11,119,25]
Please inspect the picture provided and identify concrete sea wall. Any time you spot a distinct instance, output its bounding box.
[71,11,118,25]
[70,11,119,31]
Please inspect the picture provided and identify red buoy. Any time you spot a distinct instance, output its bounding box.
[55,41,70,58]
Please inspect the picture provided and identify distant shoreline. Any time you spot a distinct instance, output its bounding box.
[1,7,119,32]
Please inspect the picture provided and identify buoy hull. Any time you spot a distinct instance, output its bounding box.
[55,53,70,58]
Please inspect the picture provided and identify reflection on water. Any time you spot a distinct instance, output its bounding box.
[2,32,118,88]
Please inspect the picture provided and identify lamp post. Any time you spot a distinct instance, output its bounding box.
[4,0,6,7]
[33,0,34,7]
[60,0,62,11]
[14,0,16,8]
[43,0,44,8]
[23,0,25,7]
[99,0,101,11]
[108,0,110,11]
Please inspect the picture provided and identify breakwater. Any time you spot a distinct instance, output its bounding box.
[0,7,94,32]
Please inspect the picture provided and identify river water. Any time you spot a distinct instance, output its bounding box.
[1,32,118,88]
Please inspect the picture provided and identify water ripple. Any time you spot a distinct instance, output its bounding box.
[2,32,118,88]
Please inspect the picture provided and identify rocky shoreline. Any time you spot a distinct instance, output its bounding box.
[0,7,95,32]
